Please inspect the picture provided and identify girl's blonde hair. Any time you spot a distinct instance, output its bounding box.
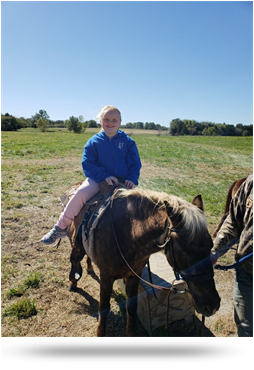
[96,105,122,122]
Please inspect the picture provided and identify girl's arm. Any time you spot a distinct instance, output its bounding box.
[126,140,142,185]
[82,144,109,183]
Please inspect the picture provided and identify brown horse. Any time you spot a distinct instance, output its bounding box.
[69,187,220,336]
[212,177,247,239]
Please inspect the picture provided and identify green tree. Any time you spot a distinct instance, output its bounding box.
[202,125,219,136]
[35,117,49,132]
[242,125,253,136]
[135,122,144,129]
[84,120,97,128]
[1,114,22,131]
[169,118,183,135]
[31,110,50,124]
[183,119,199,135]
[125,122,133,128]
[65,116,83,133]
[145,122,156,130]
[17,116,31,128]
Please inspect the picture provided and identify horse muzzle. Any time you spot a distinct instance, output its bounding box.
[187,278,221,317]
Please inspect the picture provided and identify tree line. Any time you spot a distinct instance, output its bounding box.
[169,118,252,136]
[1,110,94,133]
[1,110,252,136]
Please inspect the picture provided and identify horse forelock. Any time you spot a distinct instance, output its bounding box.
[114,187,207,240]
[171,198,207,241]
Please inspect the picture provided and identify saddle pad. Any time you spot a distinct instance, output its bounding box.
[59,180,125,249]
[59,181,116,245]
[81,194,112,261]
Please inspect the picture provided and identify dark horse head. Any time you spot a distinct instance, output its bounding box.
[113,188,221,318]
[164,194,221,316]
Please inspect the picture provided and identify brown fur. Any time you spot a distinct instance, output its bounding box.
[69,186,220,336]
[212,177,247,239]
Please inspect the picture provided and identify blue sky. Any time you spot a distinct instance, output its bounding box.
[1,0,253,126]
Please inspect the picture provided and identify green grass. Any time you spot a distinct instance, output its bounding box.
[1,128,252,336]
[136,135,252,219]
[1,130,253,207]
[2,299,37,319]
[1,128,85,158]
[1,128,253,226]
[5,273,43,299]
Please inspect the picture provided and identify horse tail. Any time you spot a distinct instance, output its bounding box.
[224,180,237,214]
[213,177,247,239]
[224,177,247,214]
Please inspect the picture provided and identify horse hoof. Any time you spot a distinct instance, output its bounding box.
[69,283,77,292]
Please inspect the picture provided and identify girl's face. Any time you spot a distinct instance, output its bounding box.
[100,110,121,138]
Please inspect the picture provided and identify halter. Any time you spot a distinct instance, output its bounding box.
[155,220,181,249]
[163,220,214,284]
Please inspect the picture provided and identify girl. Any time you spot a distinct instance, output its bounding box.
[41,105,142,244]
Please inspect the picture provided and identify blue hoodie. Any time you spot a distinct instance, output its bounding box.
[82,130,142,185]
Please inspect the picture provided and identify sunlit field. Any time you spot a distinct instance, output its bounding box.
[1,128,252,337]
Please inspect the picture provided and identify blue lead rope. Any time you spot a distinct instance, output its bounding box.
[214,252,253,271]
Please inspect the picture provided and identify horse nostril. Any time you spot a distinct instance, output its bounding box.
[203,306,213,317]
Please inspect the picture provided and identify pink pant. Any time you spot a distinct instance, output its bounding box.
[57,178,100,229]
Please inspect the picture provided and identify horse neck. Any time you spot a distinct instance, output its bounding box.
[141,198,169,235]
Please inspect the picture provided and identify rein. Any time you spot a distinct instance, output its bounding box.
[214,252,253,271]
[110,198,206,336]
[110,202,174,292]
[165,231,214,284]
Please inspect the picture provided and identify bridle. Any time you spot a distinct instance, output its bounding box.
[110,205,210,336]
[158,219,214,284]
[111,202,213,289]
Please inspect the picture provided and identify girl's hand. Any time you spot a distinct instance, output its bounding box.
[105,176,119,186]
[125,180,135,189]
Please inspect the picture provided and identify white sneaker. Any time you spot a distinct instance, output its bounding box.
[40,225,68,245]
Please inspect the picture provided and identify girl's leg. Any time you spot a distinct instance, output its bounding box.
[41,178,99,244]
[57,178,100,229]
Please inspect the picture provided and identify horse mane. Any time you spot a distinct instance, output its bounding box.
[114,187,207,240]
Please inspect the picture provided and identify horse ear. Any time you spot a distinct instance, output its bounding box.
[164,201,173,217]
[192,194,204,211]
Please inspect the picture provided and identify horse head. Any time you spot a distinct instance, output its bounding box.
[164,194,221,317]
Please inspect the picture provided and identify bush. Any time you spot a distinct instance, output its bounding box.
[1,114,22,131]
[65,116,83,133]
[36,117,49,132]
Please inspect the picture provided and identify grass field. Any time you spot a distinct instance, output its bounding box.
[1,128,252,228]
[1,128,253,337]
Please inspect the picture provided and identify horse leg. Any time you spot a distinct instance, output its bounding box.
[69,245,85,291]
[125,275,140,337]
[86,256,94,274]
[97,274,114,337]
